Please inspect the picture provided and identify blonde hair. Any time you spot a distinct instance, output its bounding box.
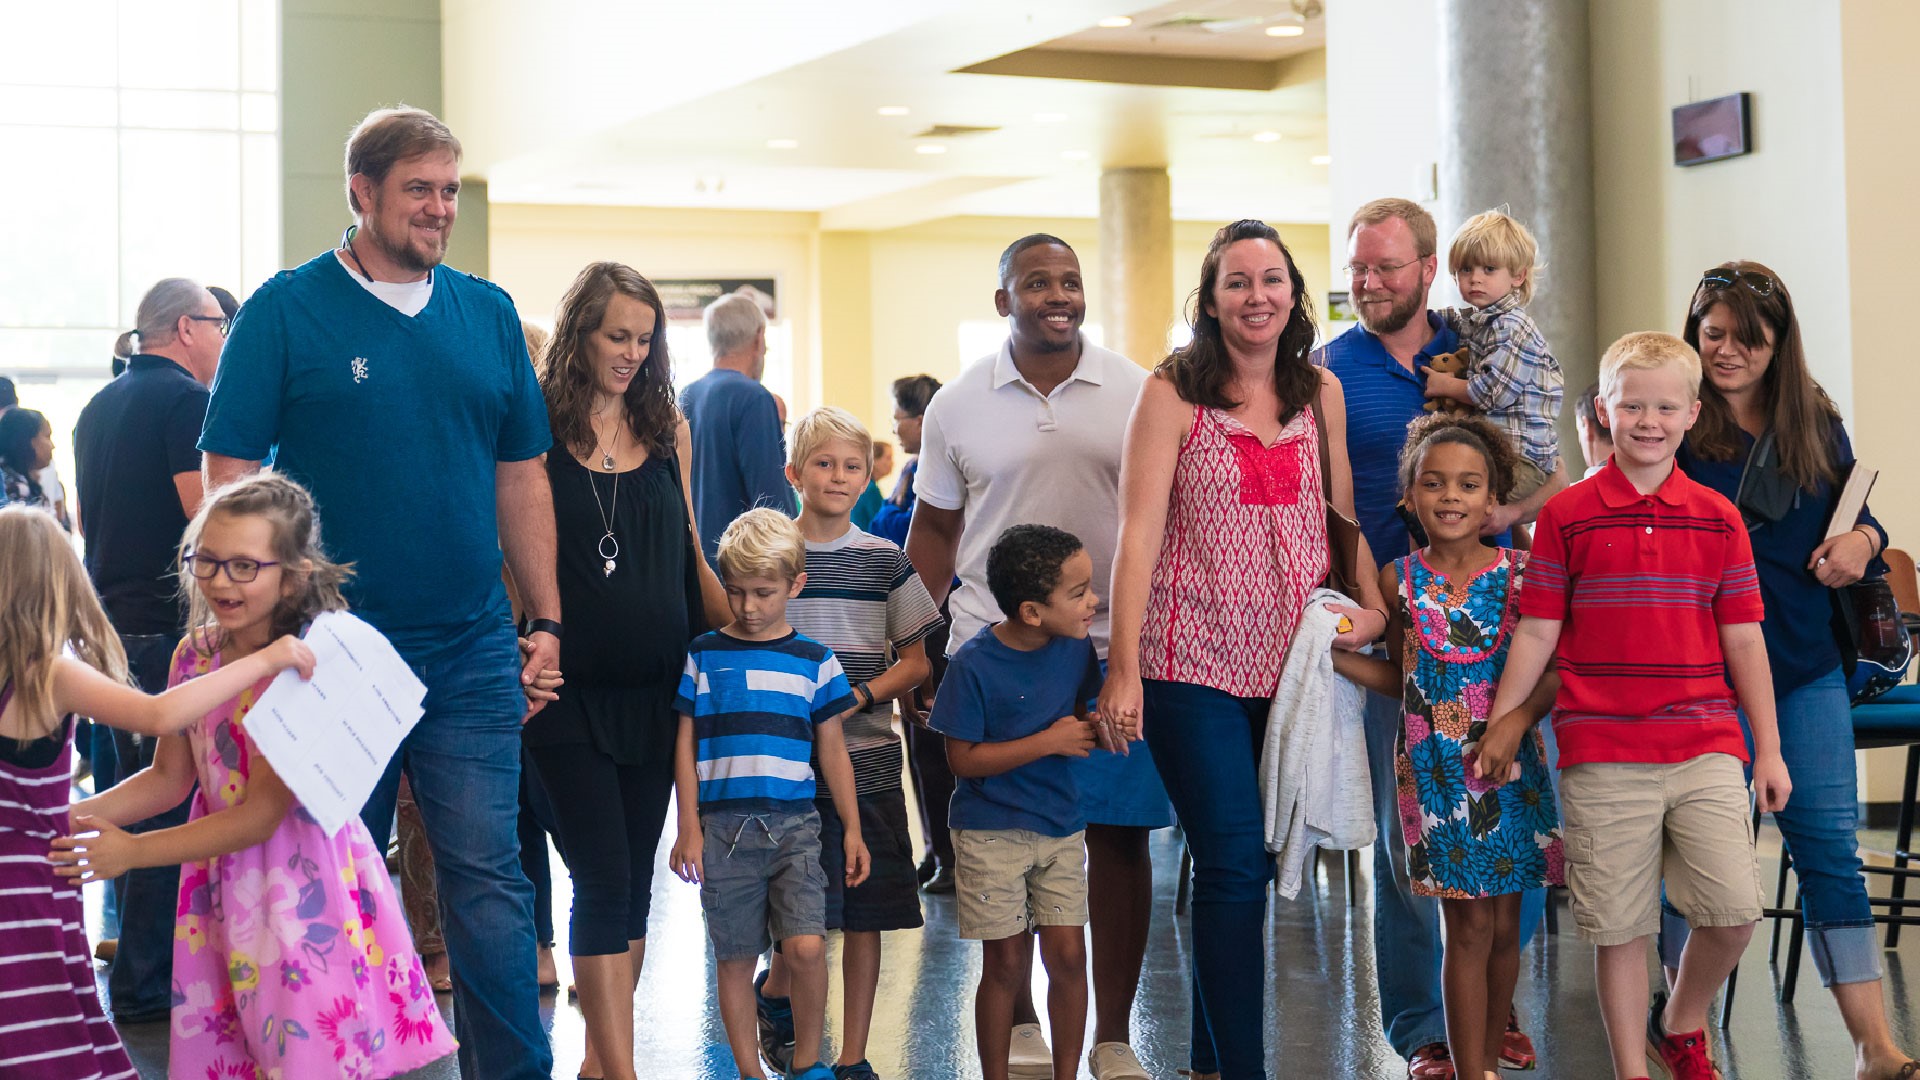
[1348,197,1437,259]
[716,507,806,583]
[1448,210,1542,304]
[0,506,128,739]
[520,319,551,378]
[787,406,873,471]
[1599,331,1702,401]
[180,474,352,656]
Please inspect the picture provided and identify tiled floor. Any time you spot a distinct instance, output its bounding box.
[100,819,1919,1079]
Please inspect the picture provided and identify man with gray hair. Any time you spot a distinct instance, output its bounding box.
[200,105,557,1078]
[681,290,794,562]
[71,276,226,1023]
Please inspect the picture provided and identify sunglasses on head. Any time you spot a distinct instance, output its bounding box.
[1700,268,1776,298]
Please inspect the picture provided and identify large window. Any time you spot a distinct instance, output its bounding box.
[0,0,280,379]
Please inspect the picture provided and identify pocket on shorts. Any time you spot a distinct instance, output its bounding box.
[1562,828,1595,865]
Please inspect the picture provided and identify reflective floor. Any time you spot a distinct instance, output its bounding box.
[102,820,1919,1079]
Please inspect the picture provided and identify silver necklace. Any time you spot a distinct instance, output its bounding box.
[586,464,619,577]
[591,413,621,471]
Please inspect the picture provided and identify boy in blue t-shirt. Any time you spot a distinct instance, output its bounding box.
[930,524,1118,1080]
[669,508,869,1080]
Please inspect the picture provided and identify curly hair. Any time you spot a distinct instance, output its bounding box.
[1397,413,1521,504]
[1158,219,1320,421]
[985,524,1084,619]
[541,262,679,461]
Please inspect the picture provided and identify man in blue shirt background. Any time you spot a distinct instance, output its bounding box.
[200,106,557,1080]
[682,292,794,563]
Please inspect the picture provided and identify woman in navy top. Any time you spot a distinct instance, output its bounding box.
[1672,260,1916,1079]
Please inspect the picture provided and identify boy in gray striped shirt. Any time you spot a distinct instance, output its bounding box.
[753,407,942,1080]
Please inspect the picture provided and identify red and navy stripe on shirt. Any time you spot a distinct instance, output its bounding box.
[1519,459,1766,767]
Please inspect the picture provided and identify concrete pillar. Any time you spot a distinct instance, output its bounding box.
[1437,0,1595,452]
[1098,167,1175,368]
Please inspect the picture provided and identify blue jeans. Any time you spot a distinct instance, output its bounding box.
[1660,668,1879,985]
[361,619,552,1079]
[1144,679,1273,1080]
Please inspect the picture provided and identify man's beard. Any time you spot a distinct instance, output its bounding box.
[365,208,448,273]
[1355,287,1425,336]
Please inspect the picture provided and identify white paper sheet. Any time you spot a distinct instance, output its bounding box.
[244,611,427,836]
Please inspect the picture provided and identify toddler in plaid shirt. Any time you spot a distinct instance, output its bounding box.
[1423,209,1564,500]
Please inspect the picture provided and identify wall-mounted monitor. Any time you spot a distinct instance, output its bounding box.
[1672,92,1753,167]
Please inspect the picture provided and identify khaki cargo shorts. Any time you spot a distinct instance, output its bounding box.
[951,828,1088,940]
[1559,753,1765,946]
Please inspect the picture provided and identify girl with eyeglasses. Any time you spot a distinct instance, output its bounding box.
[1672,260,1917,1080]
[48,473,457,1078]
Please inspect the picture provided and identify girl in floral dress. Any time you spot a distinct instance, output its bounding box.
[1334,415,1564,1080]
[51,475,455,1078]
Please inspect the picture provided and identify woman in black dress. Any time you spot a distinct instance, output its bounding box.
[527,262,728,1080]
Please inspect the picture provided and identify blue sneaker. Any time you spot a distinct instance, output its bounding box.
[789,1064,835,1080]
[753,968,795,1075]
[833,1062,880,1080]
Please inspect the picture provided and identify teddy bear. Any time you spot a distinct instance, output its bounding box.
[1421,350,1475,416]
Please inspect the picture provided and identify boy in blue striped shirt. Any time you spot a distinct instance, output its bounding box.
[670,507,868,1080]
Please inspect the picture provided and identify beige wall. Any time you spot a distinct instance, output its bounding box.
[489,205,1330,449]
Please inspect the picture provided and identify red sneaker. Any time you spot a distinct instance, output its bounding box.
[1499,1009,1536,1070]
[1646,991,1724,1079]
[1407,1042,1455,1079]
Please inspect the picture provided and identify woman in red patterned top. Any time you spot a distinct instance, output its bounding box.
[1101,219,1388,1080]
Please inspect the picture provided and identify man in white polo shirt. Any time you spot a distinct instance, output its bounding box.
[907,234,1166,1080]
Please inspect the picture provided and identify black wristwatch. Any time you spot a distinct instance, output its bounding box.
[526,618,564,641]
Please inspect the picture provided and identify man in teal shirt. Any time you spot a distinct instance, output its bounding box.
[201,106,557,1079]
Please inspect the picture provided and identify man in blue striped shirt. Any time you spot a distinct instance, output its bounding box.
[669,507,865,1080]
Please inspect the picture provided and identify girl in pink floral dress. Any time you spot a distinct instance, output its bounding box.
[52,475,455,1078]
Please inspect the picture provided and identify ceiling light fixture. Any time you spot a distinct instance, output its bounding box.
[877,105,909,116]
[766,138,799,150]
[1098,15,1133,28]
[1252,131,1282,143]
[915,143,948,155]
[1265,22,1305,37]
[1033,111,1069,124]
[1310,154,1331,165]
[1061,149,1091,161]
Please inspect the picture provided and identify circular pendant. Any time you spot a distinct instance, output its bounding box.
[597,531,620,567]
[602,452,616,471]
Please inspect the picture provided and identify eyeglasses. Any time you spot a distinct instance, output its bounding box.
[1700,268,1776,298]
[185,314,232,335]
[1345,258,1422,283]
[182,552,279,583]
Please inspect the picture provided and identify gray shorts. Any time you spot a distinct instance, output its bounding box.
[699,808,827,960]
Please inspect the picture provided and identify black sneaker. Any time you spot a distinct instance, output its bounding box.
[754,968,795,1074]
[922,865,956,894]
[833,1062,880,1080]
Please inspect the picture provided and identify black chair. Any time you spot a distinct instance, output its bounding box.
[1721,683,1920,1025]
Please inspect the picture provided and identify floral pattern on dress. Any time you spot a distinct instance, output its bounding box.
[1395,550,1564,899]
[165,638,456,1079]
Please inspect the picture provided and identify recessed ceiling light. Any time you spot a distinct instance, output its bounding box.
[915,143,947,155]
[1265,23,1306,37]
[1097,15,1133,28]
[1061,149,1091,161]
[1311,154,1332,165]
[1252,131,1282,143]
[1034,112,1069,124]
[877,106,909,117]
[766,138,798,150]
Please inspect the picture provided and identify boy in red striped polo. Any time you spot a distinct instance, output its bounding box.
[1481,331,1790,1080]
